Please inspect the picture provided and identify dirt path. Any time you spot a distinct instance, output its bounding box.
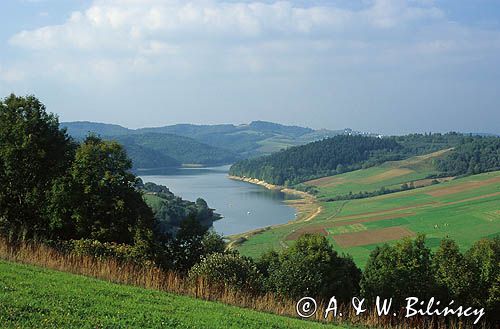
[303,204,322,222]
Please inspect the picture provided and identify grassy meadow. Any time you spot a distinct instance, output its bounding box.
[305,149,451,199]
[235,151,500,268]
[0,260,346,329]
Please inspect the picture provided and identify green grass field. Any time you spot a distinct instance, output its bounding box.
[236,151,500,268]
[0,260,345,329]
[304,149,451,199]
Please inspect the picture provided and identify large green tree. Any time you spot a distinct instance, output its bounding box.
[0,94,74,240]
[361,235,436,306]
[432,239,474,304]
[48,135,154,245]
[465,237,500,317]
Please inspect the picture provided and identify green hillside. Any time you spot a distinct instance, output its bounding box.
[235,166,500,268]
[0,260,342,329]
[305,149,452,199]
[112,133,239,167]
[62,120,344,159]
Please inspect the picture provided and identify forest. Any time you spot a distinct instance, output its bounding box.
[230,133,500,186]
[436,137,500,175]
[230,135,401,185]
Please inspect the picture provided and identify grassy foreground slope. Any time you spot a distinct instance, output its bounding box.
[0,260,343,329]
[236,155,500,268]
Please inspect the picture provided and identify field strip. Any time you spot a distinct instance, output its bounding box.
[361,168,414,183]
[285,227,328,240]
[426,176,500,197]
[326,202,437,221]
[443,191,500,206]
[332,226,415,247]
[330,212,416,226]
[284,212,414,241]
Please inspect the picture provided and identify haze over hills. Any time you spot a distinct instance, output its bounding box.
[61,120,365,168]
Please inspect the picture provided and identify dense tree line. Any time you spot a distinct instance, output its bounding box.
[436,136,500,175]
[323,182,422,202]
[230,135,401,185]
[189,234,361,301]
[189,233,498,323]
[361,235,499,322]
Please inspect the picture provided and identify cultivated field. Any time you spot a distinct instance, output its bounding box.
[305,149,452,199]
[236,151,500,268]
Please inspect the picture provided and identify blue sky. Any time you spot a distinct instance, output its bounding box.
[1,0,499,134]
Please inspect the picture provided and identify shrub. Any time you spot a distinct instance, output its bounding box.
[361,234,436,307]
[465,237,500,319]
[61,239,153,266]
[188,252,262,293]
[260,234,360,300]
[432,238,473,304]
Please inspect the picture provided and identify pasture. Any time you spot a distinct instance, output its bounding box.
[0,260,343,329]
[304,149,452,199]
[236,154,500,268]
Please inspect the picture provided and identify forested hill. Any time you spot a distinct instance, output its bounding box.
[229,133,500,186]
[112,133,239,168]
[62,120,348,159]
[229,135,401,185]
[60,123,240,168]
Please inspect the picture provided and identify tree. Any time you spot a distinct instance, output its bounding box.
[432,239,473,304]
[201,230,226,255]
[0,94,75,240]
[361,235,436,306]
[48,135,155,245]
[465,237,500,317]
[261,234,360,300]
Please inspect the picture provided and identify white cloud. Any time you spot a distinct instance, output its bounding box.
[9,0,442,51]
[4,0,500,84]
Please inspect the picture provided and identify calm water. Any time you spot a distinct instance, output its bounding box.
[138,165,297,236]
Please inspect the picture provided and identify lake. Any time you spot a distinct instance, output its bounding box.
[138,165,297,236]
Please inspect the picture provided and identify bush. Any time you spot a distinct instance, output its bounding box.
[188,253,262,293]
[432,239,473,304]
[465,237,500,319]
[259,234,360,300]
[61,239,154,266]
[360,234,436,307]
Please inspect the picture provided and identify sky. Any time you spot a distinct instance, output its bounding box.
[0,0,499,134]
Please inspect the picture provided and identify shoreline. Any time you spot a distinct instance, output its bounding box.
[226,175,322,248]
[228,175,313,199]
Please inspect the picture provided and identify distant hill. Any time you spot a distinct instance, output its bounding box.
[119,143,180,169]
[61,121,132,137]
[111,133,239,168]
[61,122,240,168]
[62,120,348,157]
[61,121,380,169]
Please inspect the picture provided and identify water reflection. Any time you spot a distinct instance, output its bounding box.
[138,165,296,236]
